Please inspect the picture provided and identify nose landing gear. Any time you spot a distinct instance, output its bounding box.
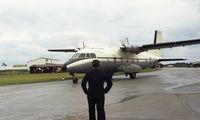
[70,73,78,84]
[72,77,78,84]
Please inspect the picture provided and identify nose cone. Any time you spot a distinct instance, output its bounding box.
[67,59,93,73]
[61,60,73,72]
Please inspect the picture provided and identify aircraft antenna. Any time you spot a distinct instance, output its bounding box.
[126,37,129,46]
[154,30,157,44]
[82,42,85,48]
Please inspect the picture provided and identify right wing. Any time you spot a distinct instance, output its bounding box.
[139,39,200,52]
[121,39,200,54]
[157,58,186,62]
[48,49,79,52]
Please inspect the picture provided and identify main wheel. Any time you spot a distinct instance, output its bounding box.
[129,73,136,79]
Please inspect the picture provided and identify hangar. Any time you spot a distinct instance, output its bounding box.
[27,57,62,73]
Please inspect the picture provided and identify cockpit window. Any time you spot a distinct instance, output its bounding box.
[90,53,96,58]
[78,53,85,58]
[71,54,75,59]
[73,53,80,59]
[72,53,96,59]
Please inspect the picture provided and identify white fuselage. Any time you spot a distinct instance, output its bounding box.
[65,47,162,73]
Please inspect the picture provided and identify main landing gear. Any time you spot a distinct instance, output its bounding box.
[70,73,78,84]
[126,73,136,79]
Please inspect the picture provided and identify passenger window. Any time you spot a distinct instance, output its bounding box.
[78,53,85,58]
[140,59,146,62]
[86,53,90,58]
[90,53,96,58]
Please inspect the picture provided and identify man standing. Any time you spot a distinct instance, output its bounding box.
[81,59,113,120]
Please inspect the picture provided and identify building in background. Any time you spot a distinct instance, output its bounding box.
[27,57,62,73]
[12,57,63,73]
[27,57,59,67]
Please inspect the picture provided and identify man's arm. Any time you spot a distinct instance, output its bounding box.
[81,74,89,95]
[104,75,113,94]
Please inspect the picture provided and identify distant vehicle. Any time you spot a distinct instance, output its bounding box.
[48,30,200,83]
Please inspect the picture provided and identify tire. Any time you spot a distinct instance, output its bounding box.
[72,77,78,84]
[129,73,136,79]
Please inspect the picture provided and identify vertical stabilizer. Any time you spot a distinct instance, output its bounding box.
[150,30,164,58]
[154,30,162,44]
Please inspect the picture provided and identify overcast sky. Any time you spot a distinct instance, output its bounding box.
[0,0,200,68]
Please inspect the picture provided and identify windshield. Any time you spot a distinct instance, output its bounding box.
[71,53,80,59]
[71,53,96,59]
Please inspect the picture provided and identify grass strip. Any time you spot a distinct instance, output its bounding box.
[0,73,84,86]
[0,68,159,86]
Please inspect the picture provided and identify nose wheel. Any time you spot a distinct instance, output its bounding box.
[72,77,78,83]
[70,73,78,84]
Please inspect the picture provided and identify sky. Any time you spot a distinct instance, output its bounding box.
[0,0,200,68]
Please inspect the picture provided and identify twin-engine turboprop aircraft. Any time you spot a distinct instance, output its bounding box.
[48,30,200,83]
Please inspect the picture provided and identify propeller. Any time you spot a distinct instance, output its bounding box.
[120,37,141,54]
[120,37,129,46]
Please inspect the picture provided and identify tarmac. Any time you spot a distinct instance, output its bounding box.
[0,68,200,120]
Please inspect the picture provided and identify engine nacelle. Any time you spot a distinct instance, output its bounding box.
[120,45,141,54]
[119,64,142,73]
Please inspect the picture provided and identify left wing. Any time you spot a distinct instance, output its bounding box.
[121,39,200,54]
[48,49,79,52]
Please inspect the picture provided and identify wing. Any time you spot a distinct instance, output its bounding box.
[157,58,186,62]
[140,39,200,51]
[121,39,200,54]
[48,49,79,52]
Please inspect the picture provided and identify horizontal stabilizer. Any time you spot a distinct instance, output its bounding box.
[157,59,186,62]
[48,49,78,52]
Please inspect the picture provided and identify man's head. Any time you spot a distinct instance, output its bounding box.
[92,59,100,68]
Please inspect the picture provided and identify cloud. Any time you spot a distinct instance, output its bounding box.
[0,0,200,68]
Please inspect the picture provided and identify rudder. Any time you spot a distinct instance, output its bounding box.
[150,30,164,58]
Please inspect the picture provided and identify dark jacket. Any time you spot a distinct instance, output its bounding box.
[81,69,113,96]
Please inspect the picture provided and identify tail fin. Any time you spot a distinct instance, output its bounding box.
[154,30,162,44]
[150,30,164,58]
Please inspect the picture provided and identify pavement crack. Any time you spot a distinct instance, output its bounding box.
[116,95,141,104]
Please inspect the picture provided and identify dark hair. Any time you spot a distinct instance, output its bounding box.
[92,59,100,68]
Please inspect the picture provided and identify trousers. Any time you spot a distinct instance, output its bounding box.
[87,95,105,120]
